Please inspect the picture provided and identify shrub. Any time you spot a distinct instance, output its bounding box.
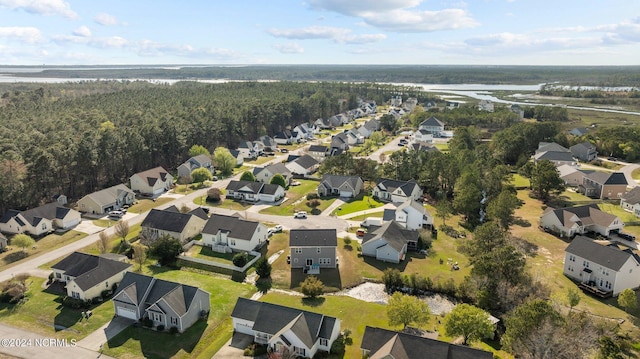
[255,256,272,278]
[143,317,153,327]
[101,289,112,298]
[169,326,179,334]
[300,275,324,298]
[62,297,89,309]
[382,268,403,293]
[232,252,249,267]
[1,278,28,304]
[306,193,319,200]
[343,237,352,245]
[156,324,165,331]
[207,187,222,202]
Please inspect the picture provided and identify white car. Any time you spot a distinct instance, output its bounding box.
[108,210,124,218]
[294,211,307,219]
[272,225,283,233]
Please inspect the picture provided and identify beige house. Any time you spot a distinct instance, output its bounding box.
[130,167,173,195]
[140,206,208,243]
[540,204,624,238]
[77,184,135,215]
[0,202,81,236]
[52,252,131,301]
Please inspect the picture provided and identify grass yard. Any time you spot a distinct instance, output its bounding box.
[127,198,174,214]
[510,173,530,188]
[194,195,254,212]
[633,167,640,180]
[0,277,115,341]
[434,143,449,152]
[185,245,255,265]
[331,195,383,216]
[0,230,87,272]
[103,269,256,359]
[259,180,336,216]
[172,182,211,195]
[244,156,273,166]
[346,212,385,222]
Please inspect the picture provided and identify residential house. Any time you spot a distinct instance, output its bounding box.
[347,129,364,144]
[570,142,598,162]
[360,100,377,114]
[357,119,380,138]
[52,252,131,301]
[579,172,628,199]
[53,194,68,206]
[564,236,640,296]
[130,167,173,196]
[0,202,81,235]
[383,199,433,231]
[621,187,640,216]
[418,117,445,137]
[256,135,278,152]
[231,298,341,358]
[201,213,268,253]
[533,142,577,167]
[403,97,418,112]
[253,163,292,186]
[226,180,285,203]
[539,204,624,237]
[274,130,295,145]
[373,178,423,203]
[424,101,437,110]
[387,108,405,120]
[229,149,244,166]
[445,101,460,109]
[361,326,493,359]
[317,175,364,198]
[510,104,525,120]
[408,142,437,153]
[569,127,590,137]
[314,118,333,130]
[293,124,314,140]
[478,100,494,112]
[390,96,402,107]
[177,154,214,180]
[140,208,207,244]
[0,233,7,251]
[361,221,420,263]
[307,145,328,162]
[412,129,434,144]
[237,141,259,159]
[77,184,135,215]
[289,229,337,274]
[112,272,210,333]
[330,133,350,152]
[285,155,320,176]
[557,164,587,187]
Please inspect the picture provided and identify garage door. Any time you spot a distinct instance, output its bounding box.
[63,218,81,229]
[340,191,353,198]
[116,307,137,320]
[153,187,164,195]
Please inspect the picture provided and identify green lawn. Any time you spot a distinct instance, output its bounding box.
[185,245,255,265]
[331,195,383,216]
[0,277,115,341]
[345,212,385,222]
[0,230,87,272]
[127,198,174,214]
[244,156,273,166]
[633,168,640,180]
[259,180,336,216]
[193,195,254,212]
[510,173,530,188]
[172,182,212,195]
[103,269,256,359]
[434,143,449,152]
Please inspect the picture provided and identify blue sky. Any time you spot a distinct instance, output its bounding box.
[0,0,639,65]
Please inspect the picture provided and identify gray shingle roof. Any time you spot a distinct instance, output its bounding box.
[548,204,618,228]
[85,184,134,207]
[319,174,362,191]
[132,166,170,186]
[622,187,640,205]
[308,145,327,153]
[537,142,570,154]
[376,178,420,197]
[566,235,638,271]
[227,180,265,194]
[419,116,444,128]
[362,221,419,252]
[361,326,493,359]
[202,213,260,241]
[290,229,337,247]
[52,252,131,291]
[292,155,319,170]
[141,209,196,233]
[534,151,575,162]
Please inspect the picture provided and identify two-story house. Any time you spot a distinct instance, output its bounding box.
[130,167,173,196]
[289,229,337,274]
[237,141,260,159]
[201,213,268,253]
[140,206,208,244]
[252,163,292,186]
[382,198,433,230]
[418,117,445,137]
[579,172,628,199]
[177,154,214,179]
[621,187,640,217]
[570,142,598,162]
[307,145,328,163]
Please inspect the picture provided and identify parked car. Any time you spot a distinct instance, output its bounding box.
[281,148,289,153]
[356,228,366,237]
[108,210,124,218]
[272,225,283,233]
[294,211,307,219]
[618,232,636,241]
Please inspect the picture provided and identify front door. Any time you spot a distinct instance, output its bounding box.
[306,258,313,266]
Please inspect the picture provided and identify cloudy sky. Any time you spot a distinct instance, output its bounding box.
[1,0,639,65]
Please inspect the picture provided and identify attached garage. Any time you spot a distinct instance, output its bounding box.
[233,318,255,335]
[339,190,353,198]
[116,307,138,320]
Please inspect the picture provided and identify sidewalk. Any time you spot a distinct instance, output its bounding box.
[76,317,135,352]
[321,198,345,216]
[337,202,395,220]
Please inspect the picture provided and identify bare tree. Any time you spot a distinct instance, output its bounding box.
[179,203,191,213]
[132,244,147,271]
[97,231,109,254]
[114,220,130,242]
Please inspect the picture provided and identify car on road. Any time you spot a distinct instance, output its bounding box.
[294,211,307,219]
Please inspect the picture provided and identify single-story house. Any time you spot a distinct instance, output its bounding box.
[383,198,433,231]
[418,117,444,137]
[478,100,494,112]
[361,326,493,359]
[256,135,278,152]
[231,298,341,359]
[52,252,131,301]
[253,163,292,186]
[361,221,419,263]
[201,213,268,253]
[229,149,244,166]
[570,142,598,162]
[76,184,135,215]
[540,204,624,237]
[621,187,640,217]
[372,178,423,203]
[285,155,320,176]
[177,154,214,179]
[317,174,363,198]
[140,207,207,244]
[226,180,285,203]
[0,202,81,235]
[564,235,640,296]
[579,172,628,200]
[289,229,337,274]
[112,272,210,333]
[130,167,173,195]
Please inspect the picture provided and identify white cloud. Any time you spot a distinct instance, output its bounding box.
[0,26,43,43]
[94,12,120,26]
[273,43,304,54]
[340,33,387,44]
[53,34,129,48]
[72,26,91,37]
[268,26,350,40]
[309,0,477,32]
[0,0,76,18]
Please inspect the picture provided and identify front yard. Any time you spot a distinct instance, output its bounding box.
[331,195,384,217]
[0,230,87,271]
[259,180,337,216]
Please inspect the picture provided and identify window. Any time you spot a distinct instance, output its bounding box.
[152,312,162,322]
[317,247,321,253]
[306,259,313,266]
[295,347,305,356]
[41,223,47,230]
[319,258,331,265]
[230,239,236,246]
[72,291,80,299]
[320,338,328,347]
[171,317,178,325]
[55,273,61,279]
[106,281,109,288]
[294,248,302,254]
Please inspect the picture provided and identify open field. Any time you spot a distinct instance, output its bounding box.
[0,230,87,272]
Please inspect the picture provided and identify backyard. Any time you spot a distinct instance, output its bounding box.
[0,230,87,271]
[184,244,256,265]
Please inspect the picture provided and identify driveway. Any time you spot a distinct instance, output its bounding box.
[620,163,640,188]
[77,317,135,351]
[212,333,255,359]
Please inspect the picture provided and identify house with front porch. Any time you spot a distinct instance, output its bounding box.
[140,207,207,244]
[130,167,173,196]
[231,298,341,359]
[112,272,210,333]
[539,204,624,238]
[289,229,337,274]
[201,214,268,253]
[317,175,363,198]
[372,178,423,203]
[621,187,640,217]
[76,184,135,215]
[225,180,285,203]
[361,221,419,263]
[0,202,81,235]
[52,252,131,301]
[564,235,640,296]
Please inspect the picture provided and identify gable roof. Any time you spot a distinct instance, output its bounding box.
[533,151,575,162]
[419,116,444,128]
[362,221,419,252]
[291,155,319,170]
[290,229,337,247]
[536,142,570,154]
[319,174,362,190]
[376,178,420,197]
[585,171,628,186]
[115,271,154,305]
[2,202,75,227]
[546,204,619,228]
[569,127,589,136]
[132,167,170,186]
[622,187,640,205]
[231,298,338,347]
[190,154,211,166]
[227,180,265,194]
[202,213,260,241]
[570,142,596,152]
[396,198,427,214]
[52,252,131,291]
[361,326,493,359]
[141,208,199,233]
[566,236,639,271]
[363,119,380,131]
[84,184,134,207]
[308,145,328,153]
[264,162,291,176]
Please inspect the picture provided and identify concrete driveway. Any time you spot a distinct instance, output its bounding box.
[76,317,135,351]
[212,333,255,359]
